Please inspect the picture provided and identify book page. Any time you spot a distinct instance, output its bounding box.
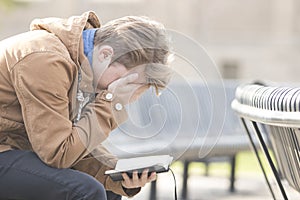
[115,155,173,171]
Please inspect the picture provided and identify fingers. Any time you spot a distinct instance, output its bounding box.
[121,171,138,189]
[149,172,157,181]
[122,73,139,84]
[109,73,139,89]
[121,169,157,189]
[122,172,131,183]
[141,169,149,184]
[132,170,139,183]
[107,73,139,95]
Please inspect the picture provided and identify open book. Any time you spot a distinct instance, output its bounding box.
[105,155,173,181]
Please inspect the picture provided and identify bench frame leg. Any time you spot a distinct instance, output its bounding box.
[251,121,288,200]
[149,180,157,200]
[240,118,288,200]
[181,160,190,200]
[229,155,236,192]
[181,155,237,198]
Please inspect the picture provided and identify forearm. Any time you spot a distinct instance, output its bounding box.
[38,91,128,168]
[74,90,127,151]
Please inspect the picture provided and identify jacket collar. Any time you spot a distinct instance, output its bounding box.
[30,11,100,67]
[30,11,101,94]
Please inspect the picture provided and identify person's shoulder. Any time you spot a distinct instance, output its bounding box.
[23,30,69,54]
[2,30,71,67]
[32,30,72,59]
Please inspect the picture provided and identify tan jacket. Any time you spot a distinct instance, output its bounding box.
[0,11,139,196]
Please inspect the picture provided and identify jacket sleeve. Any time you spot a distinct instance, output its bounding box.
[72,145,141,197]
[12,52,127,168]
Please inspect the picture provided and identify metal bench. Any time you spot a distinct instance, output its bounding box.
[232,83,300,200]
[104,80,251,199]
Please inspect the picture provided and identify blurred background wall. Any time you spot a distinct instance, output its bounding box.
[1,0,300,83]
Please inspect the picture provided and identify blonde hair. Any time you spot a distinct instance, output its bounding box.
[94,16,173,94]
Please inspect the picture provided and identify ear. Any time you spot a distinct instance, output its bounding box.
[97,45,114,63]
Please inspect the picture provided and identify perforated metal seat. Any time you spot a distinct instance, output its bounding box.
[232,83,300,200]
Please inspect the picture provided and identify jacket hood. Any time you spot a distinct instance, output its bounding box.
[30,11,100,64]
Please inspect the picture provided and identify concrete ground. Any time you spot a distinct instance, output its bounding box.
[122,171,300,200]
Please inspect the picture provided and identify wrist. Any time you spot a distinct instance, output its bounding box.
[121,185,141,197]
[98,90,124,111]
[96,90,128,127]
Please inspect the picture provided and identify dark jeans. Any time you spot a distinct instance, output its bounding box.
[0,150,121,200]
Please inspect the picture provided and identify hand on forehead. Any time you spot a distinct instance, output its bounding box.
[124,64,147,85]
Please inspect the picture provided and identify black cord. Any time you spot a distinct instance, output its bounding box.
[169,168,177,200]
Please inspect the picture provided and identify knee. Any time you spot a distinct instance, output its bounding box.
[73,175,107,200]
[82,179,106,200]
[86,181,106,200]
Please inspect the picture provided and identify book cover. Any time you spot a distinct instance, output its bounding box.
[105,155,173,181]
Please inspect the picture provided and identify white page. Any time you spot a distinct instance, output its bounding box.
[115,155,173,171]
